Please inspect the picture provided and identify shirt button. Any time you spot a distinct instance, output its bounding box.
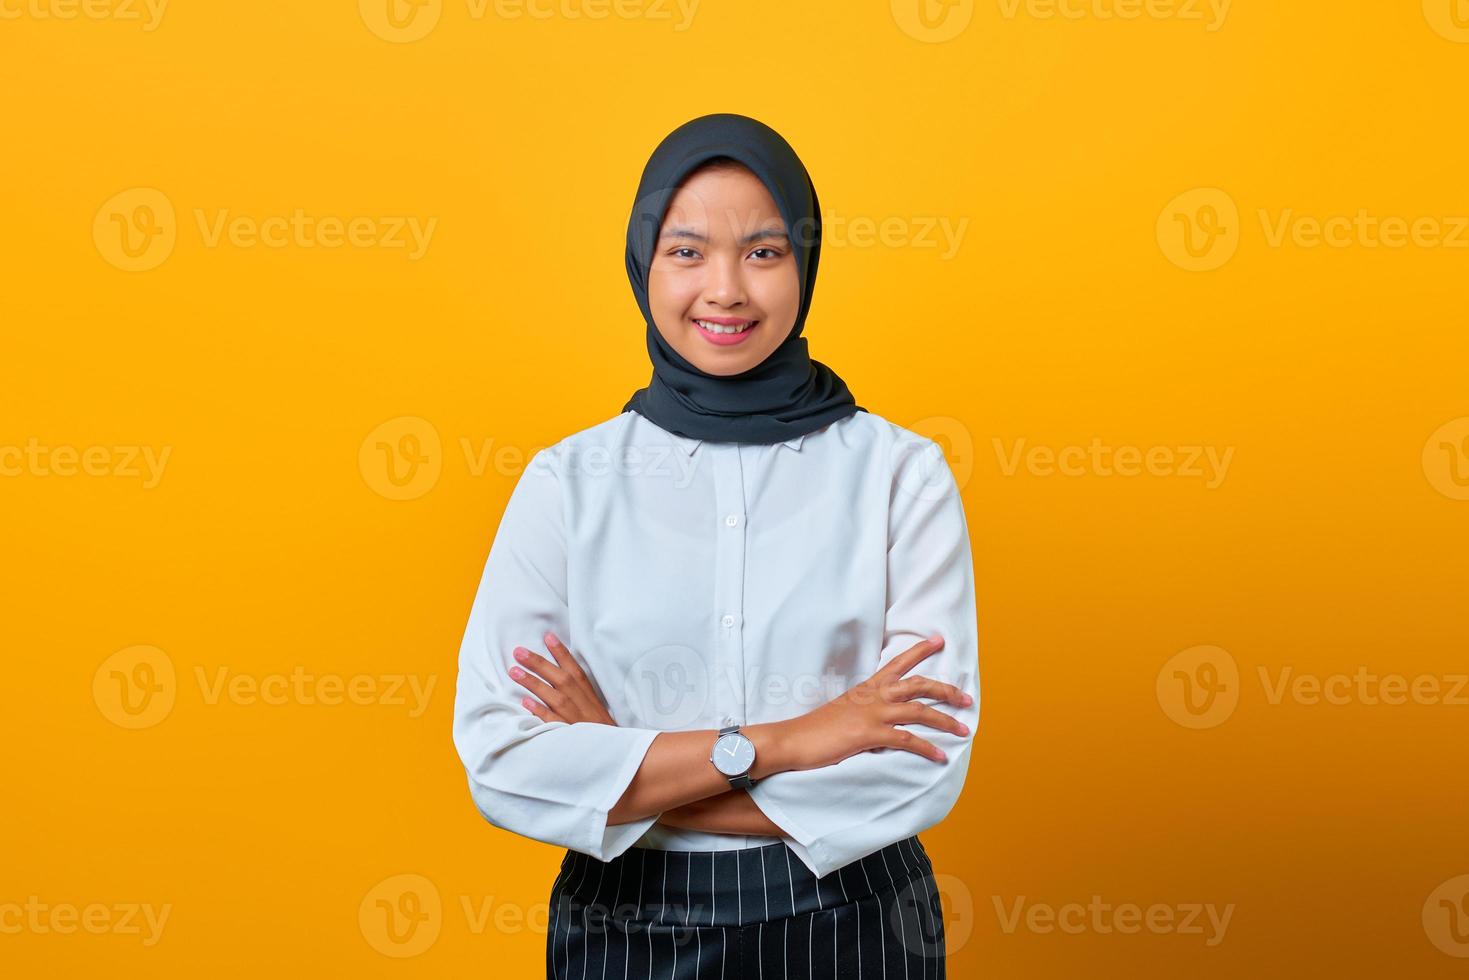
[721,614,735,628]
[724,514,740,527]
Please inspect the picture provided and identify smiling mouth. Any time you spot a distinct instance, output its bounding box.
[693,318,759,335]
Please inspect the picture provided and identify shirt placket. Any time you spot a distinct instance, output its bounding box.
[709,443,747,728]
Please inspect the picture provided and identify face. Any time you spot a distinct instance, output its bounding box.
[647,165,801,376]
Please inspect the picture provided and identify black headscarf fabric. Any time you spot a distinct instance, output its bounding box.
[621,113,864,445]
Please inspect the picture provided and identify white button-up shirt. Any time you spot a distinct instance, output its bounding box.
[451,407,980,879]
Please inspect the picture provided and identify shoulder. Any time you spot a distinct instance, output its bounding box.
[839,409,945,470]
[846,409,940,451]
[843,410,961,508]
[529,412,640,471]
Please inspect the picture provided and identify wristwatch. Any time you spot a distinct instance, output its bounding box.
[710,724,758,789]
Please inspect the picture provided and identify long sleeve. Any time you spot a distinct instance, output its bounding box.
[747,438,981,879]
[451,446,663,861]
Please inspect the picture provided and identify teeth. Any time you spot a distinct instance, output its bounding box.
[695,319,755,335]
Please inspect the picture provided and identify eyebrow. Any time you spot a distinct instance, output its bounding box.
[659,225,790,246]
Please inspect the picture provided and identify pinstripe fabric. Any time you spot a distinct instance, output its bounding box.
[547,836,945,979]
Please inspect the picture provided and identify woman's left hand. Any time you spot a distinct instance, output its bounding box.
[508,633,618,726]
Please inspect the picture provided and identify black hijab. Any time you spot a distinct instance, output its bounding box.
[621,113,864,445]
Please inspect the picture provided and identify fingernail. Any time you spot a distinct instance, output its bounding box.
[937,750,948,762]
[521,697,534,709]
[958,724,969,736]
[962,693,973,706]
[510,666,524,678]
[513,648,527,661]
[544,631,559,648]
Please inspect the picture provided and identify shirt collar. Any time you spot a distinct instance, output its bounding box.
[666,430,807,455]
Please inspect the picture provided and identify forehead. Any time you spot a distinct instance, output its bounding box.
[660,166,784,234]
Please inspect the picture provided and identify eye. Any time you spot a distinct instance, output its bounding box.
[670,247,701,260]
[749,246,782,260]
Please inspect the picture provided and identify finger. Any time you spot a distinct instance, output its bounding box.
[890,702,970,738]
[876,725,948,763]
[873,635,944,681]
[516,644,599,719]
[520,696,564,724]
[893,675,972,708]
[513,647,564,683]
[509,665,572,715]
[543,633,585,679]
[538,635,605,718]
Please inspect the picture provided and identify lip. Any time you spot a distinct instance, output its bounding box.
[692,316,759,346]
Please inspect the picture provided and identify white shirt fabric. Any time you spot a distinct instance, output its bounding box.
[451,407,980,880]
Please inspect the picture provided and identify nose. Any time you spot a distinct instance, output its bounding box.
[701,253,747,308]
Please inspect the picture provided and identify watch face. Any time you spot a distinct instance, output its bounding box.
[712,733,755,776]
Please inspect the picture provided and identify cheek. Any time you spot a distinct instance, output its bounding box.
[648,269,697,315]
[754,273,800,349]
[754,271,800,320]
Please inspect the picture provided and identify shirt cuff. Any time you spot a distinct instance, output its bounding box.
[586,724,662,861]
[745,776,841,878]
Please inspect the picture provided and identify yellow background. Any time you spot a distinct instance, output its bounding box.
[4,0,1468,975]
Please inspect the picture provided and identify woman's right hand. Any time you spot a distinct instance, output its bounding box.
[776,635,972,772]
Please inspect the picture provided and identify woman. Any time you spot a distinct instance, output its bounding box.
[451,112,980,979]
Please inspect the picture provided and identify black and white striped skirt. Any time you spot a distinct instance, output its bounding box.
[547,834,946,979]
